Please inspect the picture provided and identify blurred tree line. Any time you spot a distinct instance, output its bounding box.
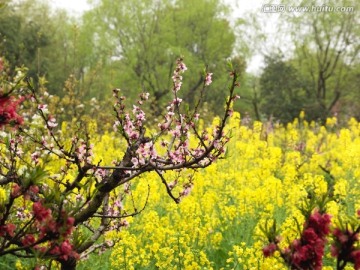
[0,0,359,124]
[239,0,360,124]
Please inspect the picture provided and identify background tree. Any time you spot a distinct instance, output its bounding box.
[235,0,360,123]
[0,1,50,79]
[0,0,97,98]
[259,54,311,123]
[278,0,360,122]
[83,0,241,116]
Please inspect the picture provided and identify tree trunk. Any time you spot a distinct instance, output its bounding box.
[60,257,77,270]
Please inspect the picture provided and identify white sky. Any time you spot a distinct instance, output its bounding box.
[49,0,91,14]
[49,0,268,73]
[49,0,265,14]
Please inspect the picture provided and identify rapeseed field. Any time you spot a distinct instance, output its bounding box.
[10,112,360,269]
[76,113,360,269]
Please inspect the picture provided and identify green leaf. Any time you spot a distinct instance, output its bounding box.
[21,166,48,187]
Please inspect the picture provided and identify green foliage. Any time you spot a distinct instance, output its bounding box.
[0,255,18,270]
[77,249,112,270]
[279,0,360,122]
[0,0,98,98]
[0,2,49,78]
[259,54,311,123]
[238,0,360,123]
[83,0,241,116]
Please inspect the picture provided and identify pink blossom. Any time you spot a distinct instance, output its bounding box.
[168,150,184,164]
[172,58,187,92]
[114,199,123,209]
[41,136,47,146]
[16,208,28,220]
[178,61,187,72]
[76,143,87,161]
[172,74,182,82]
[131,157,139,167]
[120,220,129,228]
[95,168,106,179]
[113,120,120,132]
[306,211,331,237]
[213,140,221,150]
[31,151,40,164]
[75,194,84,202]
[193,148,205,158]
[205,72,213,86]
[287,211,331,269]
[140,92,150,100]
[47,116,58,128]
[179,183,193,197]
[172,98,182,105]
[227,109,234,117]
[168,180,178,190]
[158,121,171,131]
[37,104,48,113]
[174,82,182,92]
[170,126,181,138]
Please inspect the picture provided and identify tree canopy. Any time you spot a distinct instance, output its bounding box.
[82,0,239,115]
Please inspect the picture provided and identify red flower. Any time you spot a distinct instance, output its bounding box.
[29,185,39,194]
[302,228,319,245]
[0,223,16,237]
[62,217,75,236]
[66,217,75,227]
[263,242,277,257]
[22,234,36,246]
[286,211,330,269]
[306,211,331,237]
[60,240,79,261]
[333,228,350,244]
[11,183,22,198]
[351,250,360,270]
[33,202,52,222]
[0,96,24,128]
[60,240,73,256]
[50,245,60,255]
[49,240,79,261]
[330,244,339,257]
[46,219,58,233]
[331,227,360,269]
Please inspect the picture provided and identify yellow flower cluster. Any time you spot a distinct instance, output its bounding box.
[0,186,6,207]
[102,113,360,269]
